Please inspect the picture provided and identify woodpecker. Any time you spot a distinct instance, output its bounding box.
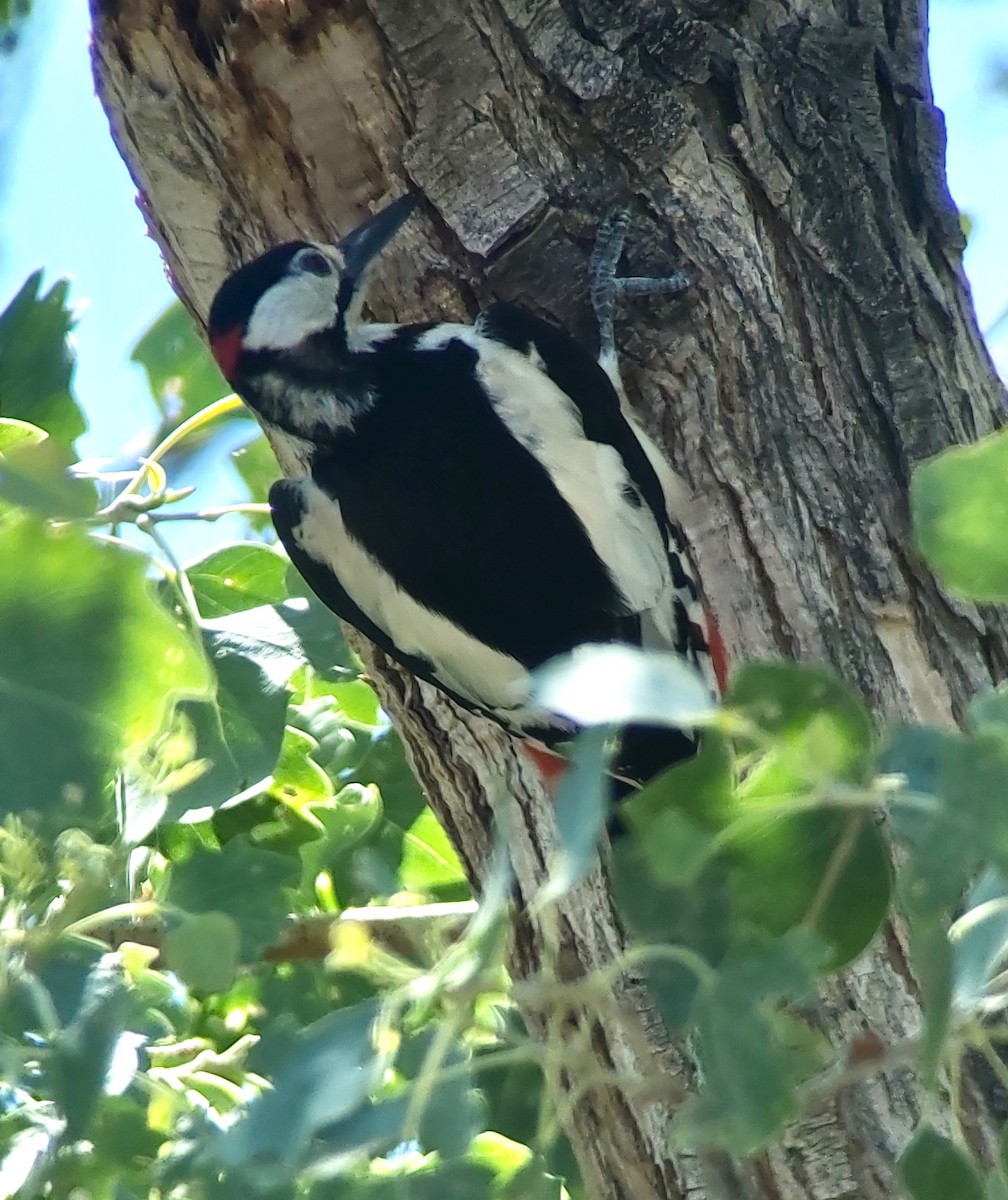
[207,195,724,790]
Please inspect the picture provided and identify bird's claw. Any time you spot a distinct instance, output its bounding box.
[589,207,692,366]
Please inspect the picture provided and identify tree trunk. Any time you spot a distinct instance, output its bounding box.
[90,2,1008,1196]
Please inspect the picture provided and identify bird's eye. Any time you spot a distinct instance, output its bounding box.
[293,248,331,276]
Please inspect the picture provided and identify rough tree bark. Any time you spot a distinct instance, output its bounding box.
[90,1,1007,1197]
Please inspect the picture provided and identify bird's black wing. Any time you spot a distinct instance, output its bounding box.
[271,478,475,713]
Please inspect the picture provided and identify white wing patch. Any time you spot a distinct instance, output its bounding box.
[471,338,671,617]
[287,476,540,718]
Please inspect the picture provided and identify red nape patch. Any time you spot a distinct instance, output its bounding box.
[210,325,243,383]
[521,743,569,798]
[704,606,730,697]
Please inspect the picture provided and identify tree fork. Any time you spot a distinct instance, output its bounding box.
[90,1,1008,1195]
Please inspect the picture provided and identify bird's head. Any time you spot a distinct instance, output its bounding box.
[207,193,415,383]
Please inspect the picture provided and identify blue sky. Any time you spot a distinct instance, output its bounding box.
[1,0,1007,459]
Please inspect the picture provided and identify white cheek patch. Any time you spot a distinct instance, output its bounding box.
[244,273,339,351]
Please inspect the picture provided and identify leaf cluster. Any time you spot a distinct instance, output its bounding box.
[3,276,1008,1199]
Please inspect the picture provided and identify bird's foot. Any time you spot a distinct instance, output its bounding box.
[589,207,693,375]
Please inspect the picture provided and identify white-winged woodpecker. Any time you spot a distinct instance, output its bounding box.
[207,195,725,790]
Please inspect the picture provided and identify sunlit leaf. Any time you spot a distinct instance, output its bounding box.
[358,1161,497,1199]
[163,912,241,992]
[532,644,714,727]
[186,542,288,619]
[729,662,874,784]
[0,416,46,452]
[0,1123,58,1199]
[912,430,1008,600]
[329,677,384,728]
[0,517,211,829]
[400,807,467,892]
[0,271,87,446]
[270,725,334,812]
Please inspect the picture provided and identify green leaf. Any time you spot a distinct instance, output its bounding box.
[328,677,384,727]
[86,1094,164,1177]
[0,1123,58,1199]
[627,708,889,968]
[168,835,298,959]
[307,1094,411,1176]
[629,806,716,886]
[187,542,288,619]
[163,628,289,820]
[231,430,274,499]
[988,1173,1008,1200]
[297,785,383,901]
[357,1162,497,1200]
[673,929,826,1154]
[499,1164,565,1200]
[163,912,241,992]
[232,432,277,529]
[50,956,135,1139]
[721,663,889,965]
[538,725,613,906]
[613,847,732,1029]
[949,869,1008,1017]
[466,1131,532,1181]
[627,731,736,833]
[622,735,734,885]
[0,438,97,517]
[201,598,356,683]
[912,429,1008,600]
[900,1127,985,1200]
[0,416,47,452]
[0,518,211,830]
[279,591,358,673]
[418,1043,483,1158]
[130,302,229,424]
[531,644,715,727]
[400,807,467,892]
[0,271,87,446]
[729,662,874,784]
[908,913,953,1076]
[969,687,1008,738]
[725,810,891,970]
[885,726,1008,914]
[212,1000,381,1183]
[269,726,334,812]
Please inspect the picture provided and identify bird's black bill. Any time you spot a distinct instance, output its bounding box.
[340,194,416,280]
